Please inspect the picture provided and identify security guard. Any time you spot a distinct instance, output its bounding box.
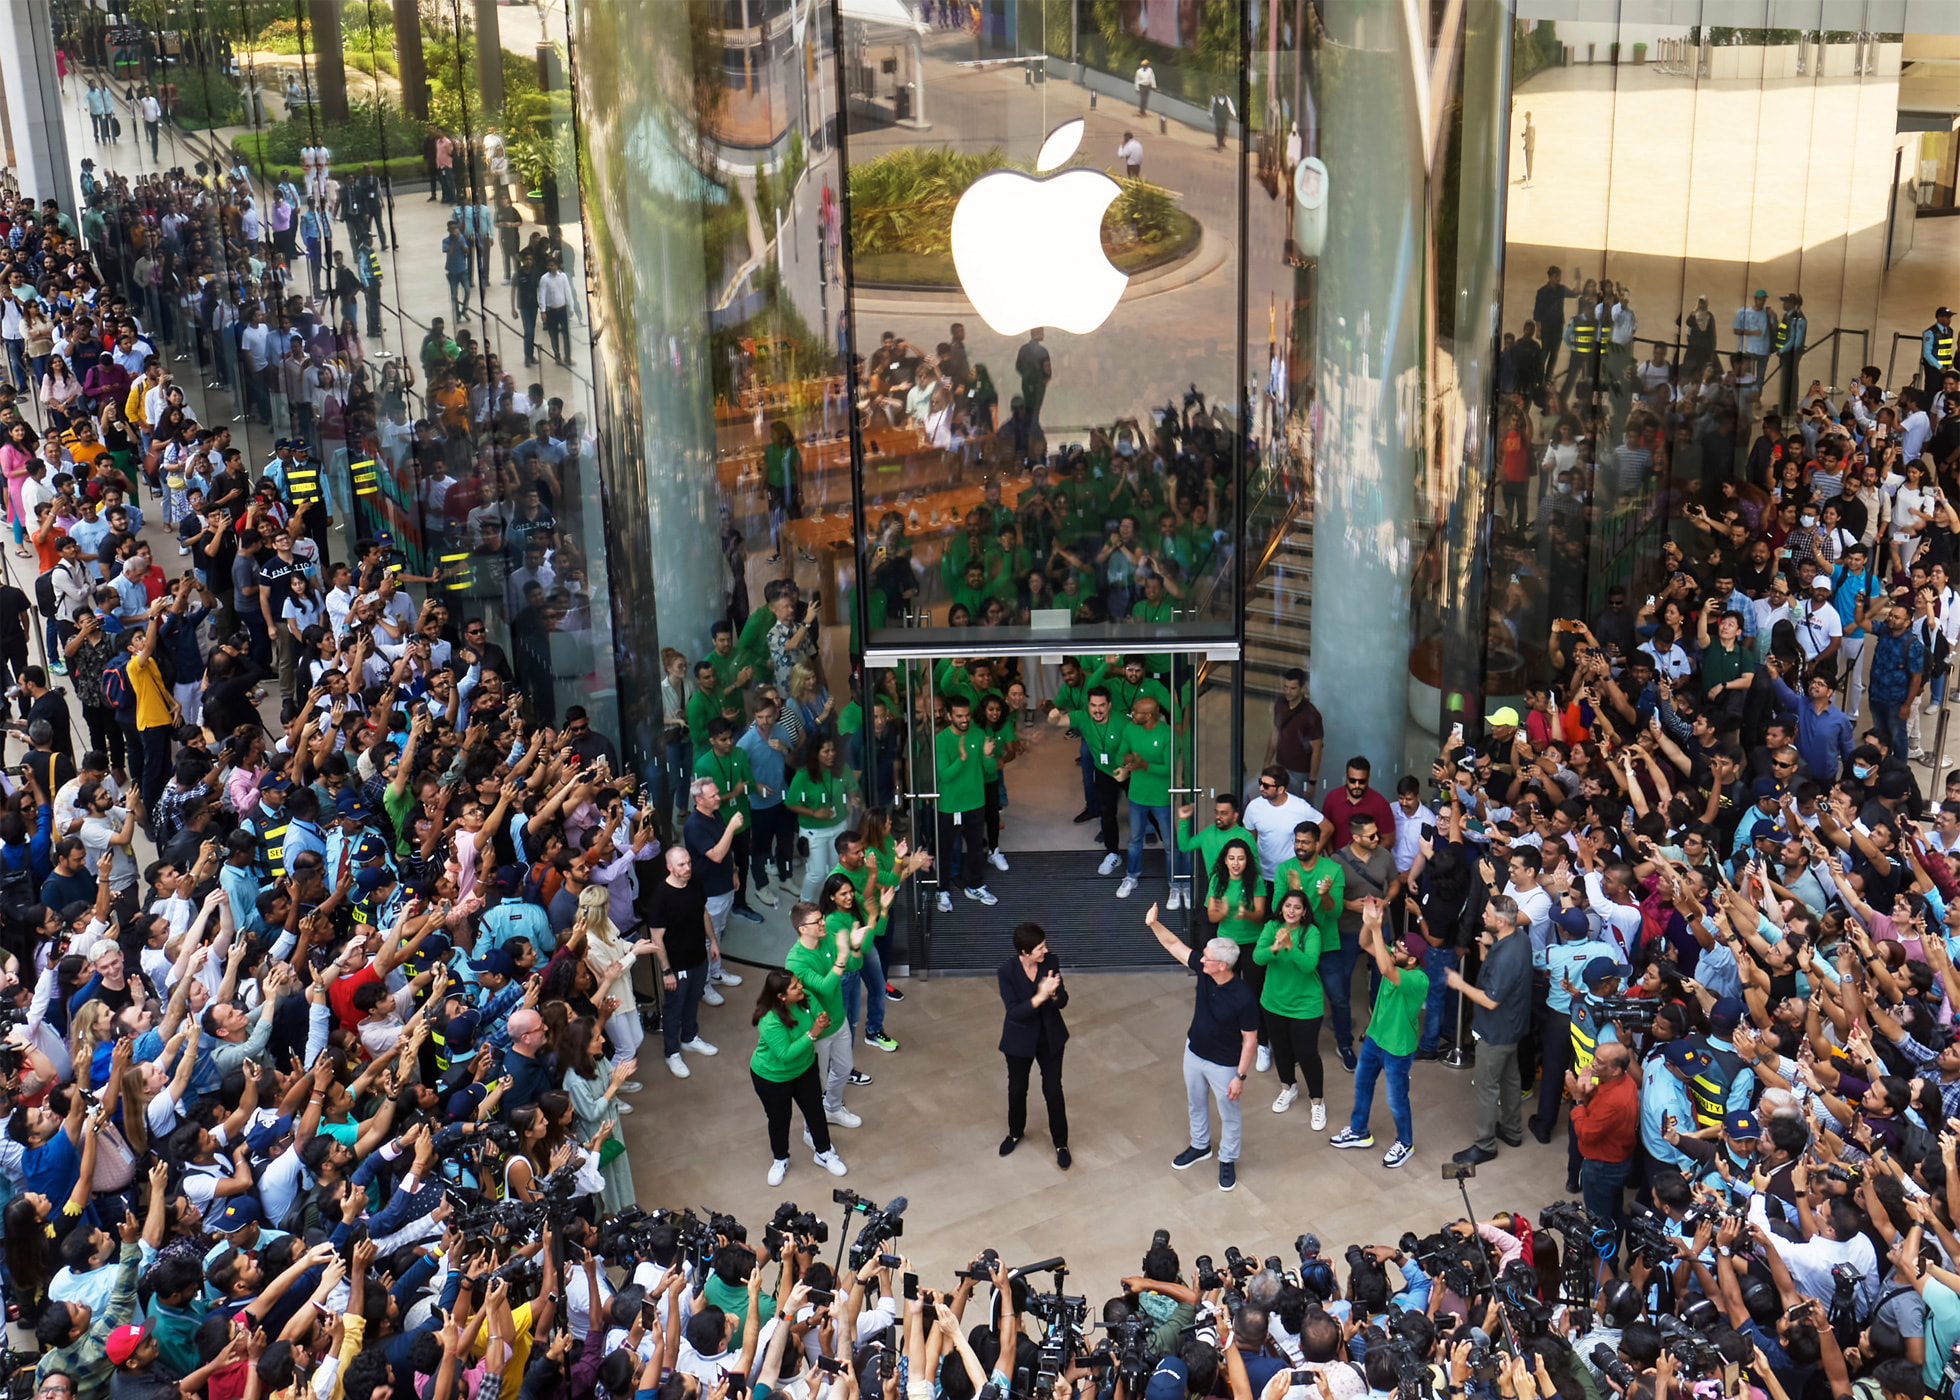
[242,774,294,881]
[286,440,329,566]
[1684,995,1754,1130]
[1775,292,1806,411]
[358,237,385,338]
[1925,306,1955,391]
[350,863,398,931]
[1562,303,1607,401]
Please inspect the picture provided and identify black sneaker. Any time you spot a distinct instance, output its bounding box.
[1218,1160,1237,1191]
[848,1069,873,1086]
[884,983,905,1002]
[1171,1145,1213,1170]
[1072,807,1097,823]
[1337,1045,1358,1072]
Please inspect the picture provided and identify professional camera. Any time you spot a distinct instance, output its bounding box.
[961,1248,1003,1282]
[1382,1337,1433,1400]
[1088,1312,1151,1396]
[1622,1207,1680,1267]
[1018,1260,1087,1383]
[847,1194,909,1270]
[1680,1199,1743,1235]
[1397,1232,1482,1298]
[764,1202,830,1255]
[1596,994,1659,1034]
[1591,1344,1637,1392]
[1656,1314,1722,1376]
[1821,1163,1862,1186]
[1192,1254,1223,1292]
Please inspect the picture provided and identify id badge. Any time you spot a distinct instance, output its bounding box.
[1101,753,1110,765]
[952,812,962,826]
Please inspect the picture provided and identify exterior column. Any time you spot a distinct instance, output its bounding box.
[0,0,77,215]
[306,0,347,123]
[474,0,505,115]
[1307,4,1422,774]
[393,0,427,118]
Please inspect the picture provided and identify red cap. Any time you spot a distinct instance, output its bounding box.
[106,1324,147,1366]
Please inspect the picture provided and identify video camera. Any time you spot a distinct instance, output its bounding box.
[1656,1312,1724,1376]
[1087,1312,1151,1397]
[1397,1231,1483,1298]
[1622,1207,1680,1268]
[1596,994,1659,1035]
[1017,1259,1087,1385]
[764,1201,830,1255]
[840,1192,907,1270]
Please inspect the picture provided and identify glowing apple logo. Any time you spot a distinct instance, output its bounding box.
[950,119,1127,336]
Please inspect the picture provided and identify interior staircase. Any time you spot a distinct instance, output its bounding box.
[1240,503,1314,702]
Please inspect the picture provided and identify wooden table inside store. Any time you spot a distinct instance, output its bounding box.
[718,427,1036,626]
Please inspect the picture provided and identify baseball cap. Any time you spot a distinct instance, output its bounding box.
[1143,1359,1188,1400]
[1939,307,1954,318]
[1664,1041,1713,1073]
[355,867,395,896]
[106,1324,148,1366]
[1582,957,1629,987]
[1810,577,1833,592]
[245,1115,294,1154]
[1757,827,1792,844]
[355,835,387,863]
[1708,996,1746,1031]
[1754,288,1768,297]
[469,948,517,979]
[1297,1233,1321,1258]
[494,863,524,891]
[260,774,293,794]
[215,1196,263,1232]
[274,438,291,450]
[1552,907,1591,939]
[1724,1110,1762,1139]
[444,1010,482,1049]
[335,790,373,821]
[1488,706,1521,728]
[1751,777,1781,799]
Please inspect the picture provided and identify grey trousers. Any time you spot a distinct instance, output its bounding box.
[1183,1045,1243,1162]
[813,1025,855,1114]
[1473,1038,1523,1151]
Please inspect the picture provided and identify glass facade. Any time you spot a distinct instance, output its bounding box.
[21,0,1958,963]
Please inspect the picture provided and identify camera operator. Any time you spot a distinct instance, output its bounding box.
[1121,1238,1200,1357]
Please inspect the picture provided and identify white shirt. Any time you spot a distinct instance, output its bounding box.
[1116,138,1142,167]
[1795,601,1843,661]
[538,270,571,310]
[1244,792,1321,878]
[1391,800,1436,873]
[1583,869,1643,961]
[1902,409,1932,462]
[1505,881,1555,955]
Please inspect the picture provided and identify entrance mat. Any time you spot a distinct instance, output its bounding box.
[922,849,1182,974]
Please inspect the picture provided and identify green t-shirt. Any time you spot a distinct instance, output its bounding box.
[784,935,845,1030]
[705,1272,779,1349]
[831,859,885,939]
[1252,919,1324,1017]
[935,724,986,814]
[687,686,741,751]
[384,784,417,858]
[786,767,845,830]
[736,603,775,672]
[979,718,1015,781]
[837,701,864,737]
[751,998,819,1082]
[1066,708,1127,777]
[824,907,865,972]
[1701,641,1748,693]
[708,649,753,698]
[1088,663,1173,721]
[1178,819,1256,884]
[1120,720,1173,806]
[1208,875,1268,945]
[1272,855,1345,944]
[1366,967,1430,1058]
[694,746,754,821]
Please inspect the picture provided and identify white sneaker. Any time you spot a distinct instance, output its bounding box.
[1098,853,1122,876]
[620,1081,643,1093]
[681,1037,719,1056]
[802,1126,815,1148]
[1310,1101,1327,1131]
[616,1101,635,1114]
[1116,876,1138,898]
[814,1149,848,1177]
[1166,885,1183,911]
[936,891,952,913]
[826,1107,862,1128]
[665,1053,690,1079]
[700,985,725,1006]
[1272,1084,1299,1113]
[1256,1044,1272,1073]
[767,1158,788,1186]
[754,888,780,907]
[965,886,998,905]
[715,969,743,986]
[989,849,1010,872]
[1911,748,1930,762]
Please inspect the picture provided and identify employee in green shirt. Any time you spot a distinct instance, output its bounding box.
[1253,888,1327,1127]
[1119,696,1186,907]
[976,692,1018,875]
[1330,897,1428,1168]
[748,969,835,1186]
[786,735,848,902]
[686,659,742,752]
[934,696,995,912]
[706,620,755,699]
[1177,795,1256,900]
[1050,657,1099,822]
[1047,685,1127,873]
[782,894,869,1128]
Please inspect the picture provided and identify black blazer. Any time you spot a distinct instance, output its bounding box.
[998,953,1069,1058]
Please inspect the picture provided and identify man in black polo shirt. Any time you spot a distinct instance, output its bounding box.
[1449,893,1535,1165]
[1143,900,1259,1192]
[682,774,745,950]
[255,527,304,706]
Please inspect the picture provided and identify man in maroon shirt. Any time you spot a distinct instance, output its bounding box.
[1322,757,1397,851]
[1265,668,1323,796]
[1569,1041,1640,1237]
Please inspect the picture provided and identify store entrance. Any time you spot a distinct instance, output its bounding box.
[867,644,1240,975]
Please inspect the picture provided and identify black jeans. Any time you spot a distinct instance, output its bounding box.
[83,704,126,773]
[1092,767,1122,856]
[749,803,796,884]
[1531,1008,1574,1131]
[752,1064,830,1160]
[139,723,173,811]
[1267,1011,1324,1097]
[1005,1046,1068,1147]
[1239,955,1270,1048]
[936,805,987,892]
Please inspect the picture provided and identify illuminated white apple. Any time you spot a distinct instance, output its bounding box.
[950,119,1127,336]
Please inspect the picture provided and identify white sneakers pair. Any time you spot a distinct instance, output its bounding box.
[1115,879,1186,907]
[1269,1084,1329,1130]
[664,1037,718,1079]
[769,1151,847,1185]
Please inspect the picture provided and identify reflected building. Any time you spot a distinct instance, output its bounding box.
[7,0,1960,970]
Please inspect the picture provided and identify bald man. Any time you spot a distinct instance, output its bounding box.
[501,1007,551,1118]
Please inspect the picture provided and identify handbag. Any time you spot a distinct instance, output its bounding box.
[598,1136,626,1167]
[92,1120,137,1193]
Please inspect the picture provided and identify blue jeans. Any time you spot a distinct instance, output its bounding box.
[1076,741,1097,810]
[1348,1037,1413,1146]
[660,962,707,1057]
[1419,946,1459,1053]
[1873,696,1910,758]
[1581,1156,1630,1242]
[1126,801,1189,882]
[842,939,888,1039]
[1321,933,1362,1054]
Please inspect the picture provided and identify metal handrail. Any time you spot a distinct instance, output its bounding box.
[1886,330,1928,392]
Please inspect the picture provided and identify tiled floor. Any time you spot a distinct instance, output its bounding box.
[625,966,1571,1289]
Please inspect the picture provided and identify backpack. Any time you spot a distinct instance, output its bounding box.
[33,569,55,621]
[100,655,130,713]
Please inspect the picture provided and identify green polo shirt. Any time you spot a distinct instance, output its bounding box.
[935,724,986,814]
[1177,818,1256,882]
[1273,854,1345,944]
[1253,918,1325,1017]
[784,934,845,1029]
[694,745,754,822]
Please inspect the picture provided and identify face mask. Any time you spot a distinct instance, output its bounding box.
[1801,516,1815,528]
[1555,482,1572,495]
[1853,764,1873,780]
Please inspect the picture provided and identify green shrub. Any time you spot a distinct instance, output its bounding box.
[171,76,246,130]
[847,145,1011,257]
[239,97,428,166]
